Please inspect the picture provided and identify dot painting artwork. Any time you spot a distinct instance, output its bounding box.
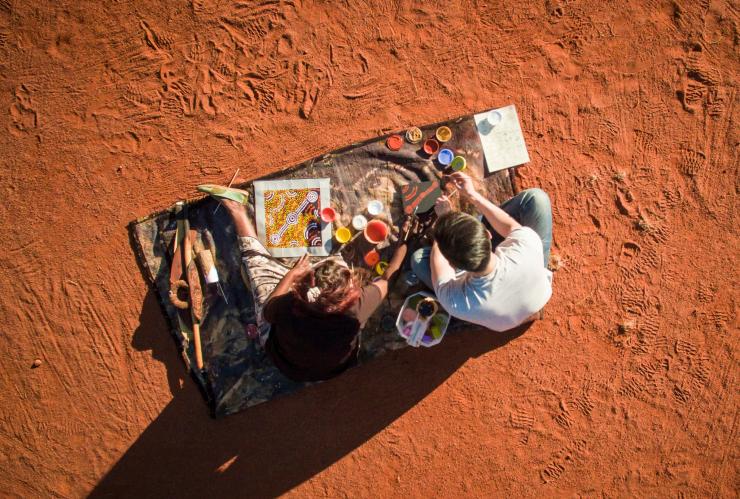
[254,178,332,257]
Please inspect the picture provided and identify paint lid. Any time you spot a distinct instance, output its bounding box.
[352,214,368,230]
[367,199,384,216]
[435,126,452,142]
[405,127,423,143]
[438,148,454,166]
[364,249,380,267]
[450,155,467,171]
[386,134,404,151]
[423,138,440,155]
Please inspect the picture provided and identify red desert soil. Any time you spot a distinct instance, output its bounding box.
[1,0,737,497]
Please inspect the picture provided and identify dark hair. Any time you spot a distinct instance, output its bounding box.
[433,212,492,272]
[293,260,361,313]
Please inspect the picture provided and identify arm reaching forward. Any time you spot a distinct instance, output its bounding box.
[447,171,521,238]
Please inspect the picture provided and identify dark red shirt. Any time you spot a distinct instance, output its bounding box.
[263,284,382,382]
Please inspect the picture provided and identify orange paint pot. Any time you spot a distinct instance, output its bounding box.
[364,219,389,244]
[364,249,380,267]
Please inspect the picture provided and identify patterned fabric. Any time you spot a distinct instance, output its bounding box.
[130,113,515,416]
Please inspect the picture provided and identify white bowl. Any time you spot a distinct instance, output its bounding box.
[367,200,383,216]
[351,214,368,230]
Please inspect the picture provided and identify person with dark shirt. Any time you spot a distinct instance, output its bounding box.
[199,184,408,382]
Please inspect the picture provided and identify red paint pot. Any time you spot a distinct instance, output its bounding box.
[320,206,337,223]
[364,249,380,267]
[386,134,404,151]
[364,219,389,244]
[423,138,440,155]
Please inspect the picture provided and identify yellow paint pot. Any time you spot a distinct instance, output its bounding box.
[335,227,351,244]
[375,261,389,276]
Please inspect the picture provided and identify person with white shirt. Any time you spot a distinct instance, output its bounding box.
[410,171,553,332]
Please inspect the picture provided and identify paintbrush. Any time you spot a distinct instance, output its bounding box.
[213,167,241,215]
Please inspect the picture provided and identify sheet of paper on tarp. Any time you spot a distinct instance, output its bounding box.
[474,104,530,174]
[254,178,332,257]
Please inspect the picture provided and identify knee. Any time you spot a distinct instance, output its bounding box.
[523,188,551,210]
[410,247,429,271]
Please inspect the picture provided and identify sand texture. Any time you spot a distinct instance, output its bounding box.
[0,0,737,497]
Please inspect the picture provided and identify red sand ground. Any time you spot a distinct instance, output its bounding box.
[1,0,737,497]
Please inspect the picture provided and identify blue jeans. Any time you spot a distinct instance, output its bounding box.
[410,188,553,289]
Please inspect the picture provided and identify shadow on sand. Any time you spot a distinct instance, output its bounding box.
[91,288,529,498]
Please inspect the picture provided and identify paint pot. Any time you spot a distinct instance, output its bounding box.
[375,260,389,276]
[438,148,454,166]
[364,219,389,244]
[405,126,423,143]
[335,226,351,244]
[352,214,368,230]
[423,138,440,155]
[320,206,337,223]
[364,249,380,267]
[386,134,404,151]
[367,199,383,216]
[486,109,502,127]
[450,155,467,172]
[401,308,418,323]
[435,126,452,142]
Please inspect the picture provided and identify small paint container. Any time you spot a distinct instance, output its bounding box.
[367,199,383,216]
[375,260,389,276]
[423,138,440,155]
[438,148,454,166]
[364,219,389,244]
[450,155,467,172]
[386,134,404,151]
[486,110,502,127]
[335,226,351,243]
[405,127,423,144]
[320,206,337,223]
[352,214,368,230]
[364,249,380,267]
[435,126,452,142]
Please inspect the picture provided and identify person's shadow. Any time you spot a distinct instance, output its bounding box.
[91,287,530,498]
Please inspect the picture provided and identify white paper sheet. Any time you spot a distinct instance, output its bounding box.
[474,104,530,174]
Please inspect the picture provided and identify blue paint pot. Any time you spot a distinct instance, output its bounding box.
[438,148,454,166]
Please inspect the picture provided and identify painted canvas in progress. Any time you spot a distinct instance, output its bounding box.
[254,178,332,257]
[474,104,530,173]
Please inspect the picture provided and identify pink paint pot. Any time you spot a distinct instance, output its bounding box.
[320,206,337,223]
[364,219,389,244]
[423,138,440,155]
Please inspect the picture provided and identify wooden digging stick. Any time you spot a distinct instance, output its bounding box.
[183,215,204,371]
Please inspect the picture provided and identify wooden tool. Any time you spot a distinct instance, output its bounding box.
[168,202,189,310]
[182,208,205,371]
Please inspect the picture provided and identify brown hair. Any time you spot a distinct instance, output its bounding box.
[293,260,361,314]
[433,212,492,272]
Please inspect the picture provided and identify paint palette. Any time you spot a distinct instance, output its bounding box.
[396,292,450,347]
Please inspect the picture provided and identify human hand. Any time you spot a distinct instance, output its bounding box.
[434,195,452,216]
[287,253,311,280]
[447,171,477,198]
